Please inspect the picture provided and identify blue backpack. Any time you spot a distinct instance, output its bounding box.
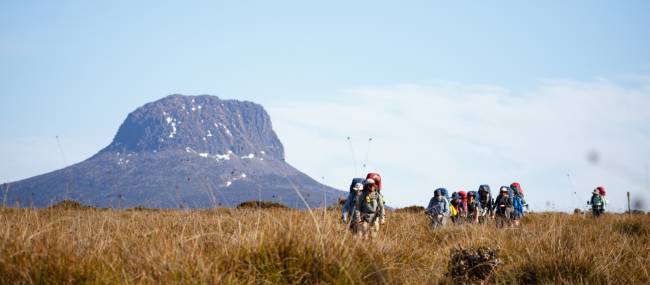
[513,195,524,213]
[438,188,450,199]
[349,178,365,192]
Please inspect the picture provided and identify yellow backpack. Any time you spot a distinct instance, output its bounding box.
[450,205,458,217]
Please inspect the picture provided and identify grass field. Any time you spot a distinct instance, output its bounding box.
[1,205,648,284]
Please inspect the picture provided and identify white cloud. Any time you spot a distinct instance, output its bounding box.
[269,79,650,211]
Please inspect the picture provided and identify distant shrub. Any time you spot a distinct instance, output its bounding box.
[394,205,425,213]
[573,208,582,214]
[614,220,649,236]
[48,200,96,210]
[127,206,163,212]
[236,201,289,210]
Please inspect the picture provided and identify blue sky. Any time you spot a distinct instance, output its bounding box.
[1,1,649,210]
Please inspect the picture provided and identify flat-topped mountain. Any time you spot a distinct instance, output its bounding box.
[2,95,344,209]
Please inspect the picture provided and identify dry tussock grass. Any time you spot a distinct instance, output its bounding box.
[0,207,648,284]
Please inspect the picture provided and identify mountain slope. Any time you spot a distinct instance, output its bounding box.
[2,95,344,208]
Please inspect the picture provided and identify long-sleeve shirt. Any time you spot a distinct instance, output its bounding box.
[495,194,512,214]
[426,197,449,216]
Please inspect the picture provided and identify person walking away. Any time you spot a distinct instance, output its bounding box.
[596,186,607,212]
[495,187,513,228]
[511,182,529,210]
[466,191,480,224]
[426,188,450,229]
[589,189,605,217]
[352,179,382,239]
[511,189,525,227]
[477,185,494,224]
[342,178,365,226]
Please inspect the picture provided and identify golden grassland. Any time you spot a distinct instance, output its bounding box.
[1,206,648,284]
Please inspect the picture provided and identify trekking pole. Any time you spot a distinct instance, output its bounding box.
[363,137,373,173]
[346,136,359,177]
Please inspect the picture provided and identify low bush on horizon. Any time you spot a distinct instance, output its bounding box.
[0,207,648,284]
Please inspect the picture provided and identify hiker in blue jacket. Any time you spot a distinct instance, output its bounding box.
[342,178,365,225]
[511,189,525,227]
[426,189,450,229]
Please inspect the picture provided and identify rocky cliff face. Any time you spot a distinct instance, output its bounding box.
[2,95,344,209]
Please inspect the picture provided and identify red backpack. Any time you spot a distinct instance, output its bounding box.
[366,173,382,191]
[511,182,524,196]
[597,186,606,197]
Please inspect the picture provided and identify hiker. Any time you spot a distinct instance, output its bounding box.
[495,186,513,228]
[589,188,605,217]
[439,188,450,203]
[352,178,383,239]
[477,185,494,224]
[510,183,524,227]
[466,191,480,224]
[511,182,529,210]
[449,192,465,224]
[596,186,607,211]
[458,190,468,216]
[426,188,450,229]
[366,173,386,225]
[342,178,365,225]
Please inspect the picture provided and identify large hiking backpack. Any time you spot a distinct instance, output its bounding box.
[597,186,606,197]
[478,184,491,207]
[438,188,450,199]
[366,173,382,191]
[511,182,523,197]
[513,195,523,213]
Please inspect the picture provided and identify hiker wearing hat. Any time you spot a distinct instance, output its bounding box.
[449,192,465,224]
[426,188,450,229]
[342,178,365,225]
[495,186,513,228]
[365,173,386,225]
[352,178,382,239]
[589,188,605,217]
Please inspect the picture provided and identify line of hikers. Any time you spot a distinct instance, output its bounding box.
[424,184,528,229]
[340,173,530,239]
[340,173,608,238]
